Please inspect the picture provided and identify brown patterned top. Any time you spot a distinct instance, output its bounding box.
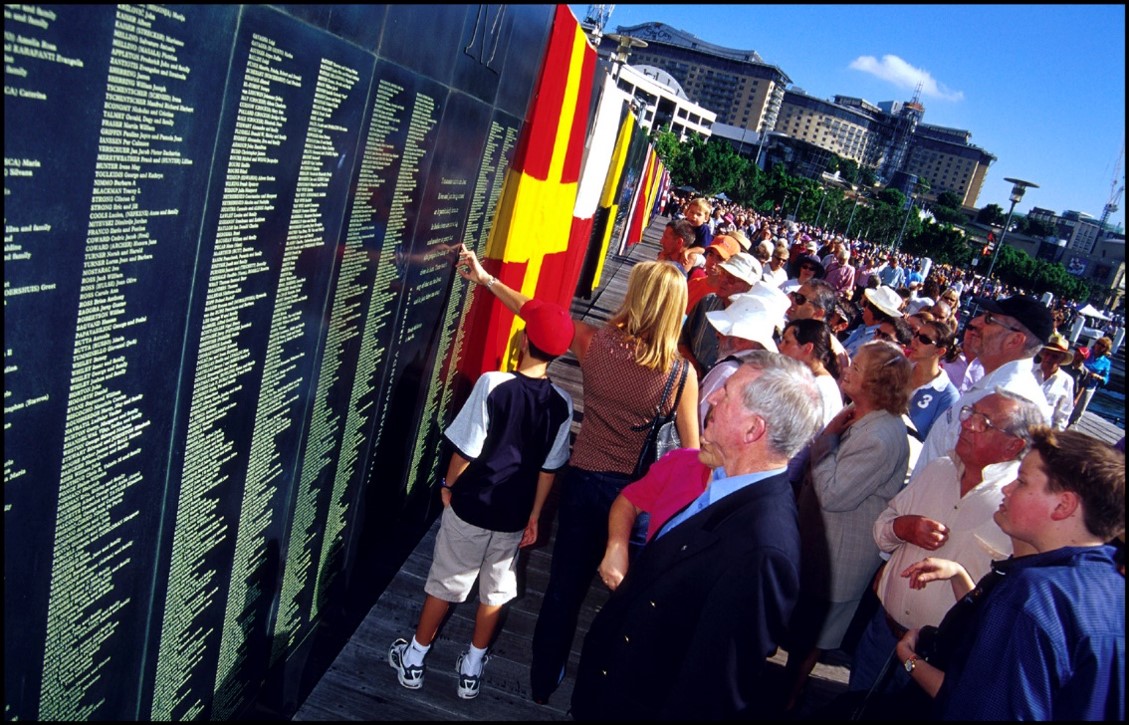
[570,325,684,475]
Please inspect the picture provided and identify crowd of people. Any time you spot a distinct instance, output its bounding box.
[384,193,1124,721]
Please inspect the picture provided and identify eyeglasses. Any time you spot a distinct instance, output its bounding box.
[789,291,808,306]
[983,312,1024,333]
[915,333,937,346]
[874,329,895,342]
[958,405,1018,438]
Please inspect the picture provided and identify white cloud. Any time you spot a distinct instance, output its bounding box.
[849,54,964,102]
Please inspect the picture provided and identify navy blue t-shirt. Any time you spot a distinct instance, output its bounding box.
[444,371,572,532]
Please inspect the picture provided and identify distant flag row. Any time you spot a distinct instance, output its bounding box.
[461,4,667,377]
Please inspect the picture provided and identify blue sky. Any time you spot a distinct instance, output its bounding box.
[569,4,1126,231]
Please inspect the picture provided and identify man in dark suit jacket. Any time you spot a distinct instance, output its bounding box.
[571,352,826,720]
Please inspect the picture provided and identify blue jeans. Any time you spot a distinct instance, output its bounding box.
[530,466,648,700]
[848,605,911,694]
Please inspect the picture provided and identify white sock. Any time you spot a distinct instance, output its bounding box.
[460,643,488,675]
[403,636,429,668]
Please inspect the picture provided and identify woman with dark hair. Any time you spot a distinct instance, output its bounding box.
[783,340,913,712]
[779,318,843,425]
[780,253,825,295]
[906,321,960,439]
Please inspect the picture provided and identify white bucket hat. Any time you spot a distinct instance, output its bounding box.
[738,282,790,326]
[717,252,762,286]
[864,285,904,318]
[706,292,780,352]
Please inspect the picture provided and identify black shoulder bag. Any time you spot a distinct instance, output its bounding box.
[630,359,689,481]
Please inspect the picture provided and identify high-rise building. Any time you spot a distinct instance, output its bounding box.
[610,21,996,208]
[904,124,995,208]
[604,23,790,140]
[613,63,717,141]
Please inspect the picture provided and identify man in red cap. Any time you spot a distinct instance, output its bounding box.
[389,264,575,701]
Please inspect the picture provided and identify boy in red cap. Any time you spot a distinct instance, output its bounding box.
[389,270,575,701]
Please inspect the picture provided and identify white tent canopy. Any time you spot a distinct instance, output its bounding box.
[1077,303,1112,321]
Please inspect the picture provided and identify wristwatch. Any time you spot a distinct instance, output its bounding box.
[903,655,918,673]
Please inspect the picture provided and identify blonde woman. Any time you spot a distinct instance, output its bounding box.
[457,247,699,704]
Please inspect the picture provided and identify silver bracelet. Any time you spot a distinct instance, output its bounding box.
[485,276,496,289]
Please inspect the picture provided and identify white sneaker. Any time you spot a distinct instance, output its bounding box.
[455,651,489,700]
[388,638,425,689]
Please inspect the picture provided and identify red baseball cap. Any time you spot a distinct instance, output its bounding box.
[519,299,574,357]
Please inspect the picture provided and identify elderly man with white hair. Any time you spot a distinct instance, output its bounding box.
[578,352,824,720]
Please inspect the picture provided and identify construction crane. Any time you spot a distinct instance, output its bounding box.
[1098,145,1124,233]
[582,4,614,44]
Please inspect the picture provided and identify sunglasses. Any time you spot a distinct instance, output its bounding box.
[789,291,808,306]
[915,333,937,346]
[800,264,820,272]
[874,329,895,341]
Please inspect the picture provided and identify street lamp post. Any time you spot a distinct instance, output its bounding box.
[793,189,805,221]
[844,186,861,237]
[605,33,648,81]
[814,185,827,227]
[894,193,916,251]
[984,177,1039,281]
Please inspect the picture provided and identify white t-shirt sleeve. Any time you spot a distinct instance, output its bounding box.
[444,372,507,459]
[544,384,574,470]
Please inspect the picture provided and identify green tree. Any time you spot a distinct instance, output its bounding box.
[936,191,964,210]
[1019,216,1055,238]
[929,205,967,226]
[992,245,1092,301]
[902,223,975,268]
[857,166,879,187]
[976,203,1006,226]
[652,129,683,170]
[879,187,906,209]
[694,138,749,197]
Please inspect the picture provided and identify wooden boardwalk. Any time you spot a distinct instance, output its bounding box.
[293,217,1123,722]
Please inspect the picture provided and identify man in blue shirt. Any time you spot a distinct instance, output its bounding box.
[878,255,906,289]
[895,427,1125,720]
[905,262,924,288]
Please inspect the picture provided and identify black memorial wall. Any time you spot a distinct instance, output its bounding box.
[3,4,554,719]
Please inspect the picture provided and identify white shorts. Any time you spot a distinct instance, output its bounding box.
[424,506,523,606]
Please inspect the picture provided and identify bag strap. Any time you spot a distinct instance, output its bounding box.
[669,359,689,414]
[630,360,683,433]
